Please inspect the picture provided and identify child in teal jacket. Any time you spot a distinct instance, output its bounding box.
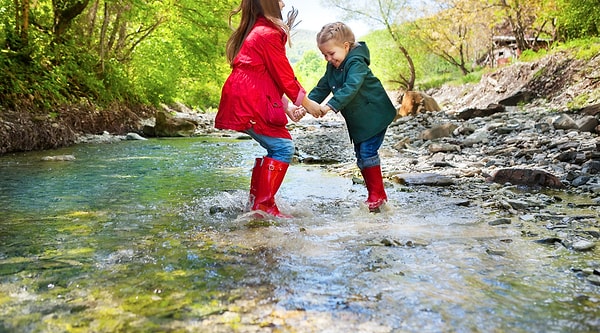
[308,22,396,212]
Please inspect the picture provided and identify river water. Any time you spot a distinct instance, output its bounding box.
[0,137,598,332]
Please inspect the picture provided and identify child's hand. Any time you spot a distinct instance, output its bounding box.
[320,105,331,117]
[286,105,306,122]
[303,99,322,118]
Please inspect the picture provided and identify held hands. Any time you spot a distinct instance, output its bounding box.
[303,98,321,118]
[286,104,306,122]
[302,98,330,118]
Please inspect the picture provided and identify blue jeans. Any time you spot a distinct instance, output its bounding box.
[244,129,295,164]
[354,129,387,170]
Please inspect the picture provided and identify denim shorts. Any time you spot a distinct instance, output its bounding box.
[244,129,295,164]
[354,128,387,169]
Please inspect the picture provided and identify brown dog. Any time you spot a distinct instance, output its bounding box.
[395,91,441,120]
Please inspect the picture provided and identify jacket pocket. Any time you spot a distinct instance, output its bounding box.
[265,96,288,127]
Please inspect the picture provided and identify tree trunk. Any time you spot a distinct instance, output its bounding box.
[385,23,415,90]
[99,1,109,72]
[397,43,416,90]
[85,0,100,47]
[499,0,531,52]
[14,0,30,46]
[53,0,90,41]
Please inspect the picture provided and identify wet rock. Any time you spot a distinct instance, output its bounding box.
[209,206,226,215]
[576,116,598,132]
[489,218,512,226]
[380,238,429,247]
[571,175,590,187]
[498,90,536,106]
[393,173,455,186]
[583,230,600,238]
[494,123,521,134]
[486,248,507,256]
[519,214,536,221]
[380,238,400,247]
[556,151,578,163]
[152,110,197,137]
[419,123,458,140]
[126,133,147,140]
[582,160,600,174]
[428,143,460,153]
[41,155,76,161]
[454,123,477,135]
[142,125,155,137]
[462,129,489,146]
[581,103,600,116]
[506,199,531,210]
[488,168,564,188]
[570,240,596,252]
[454,199,471,206]
[546,221,569,230]
[456,103,506,120]
[587,275,600,286]
[534,237,563,245]
[552,114,578,130]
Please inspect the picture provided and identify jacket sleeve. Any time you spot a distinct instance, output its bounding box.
[308,71,331,104]
[327,59,368,112]
[258,30,306,106]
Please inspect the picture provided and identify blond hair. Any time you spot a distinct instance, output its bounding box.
[316,22,357,48]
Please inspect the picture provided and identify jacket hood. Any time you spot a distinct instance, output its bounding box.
[345,41,370,66]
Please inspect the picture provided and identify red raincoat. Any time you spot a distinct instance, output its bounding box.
[216,16,306,139]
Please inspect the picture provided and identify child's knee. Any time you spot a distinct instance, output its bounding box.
[271,141,295,163]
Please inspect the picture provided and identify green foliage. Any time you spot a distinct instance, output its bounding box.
[127,0,234,108]
[532,66,548,80]
[293,50,326,90]
[567,92,591,109]
[417,72,459,91]
[0,0,235,111]
[363,25,461,91]
[1,0,598,114]
[288,29,320,64]
[519,49,547,62]
[458,71,483,85]
[361,29,404,90]
[556,0,600,39]
[574,42,600,61]
[551,37,600,60]
[292,18,485,92]
[0,25,67,108]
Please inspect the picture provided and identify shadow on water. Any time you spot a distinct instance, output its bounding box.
[0,137,598,332]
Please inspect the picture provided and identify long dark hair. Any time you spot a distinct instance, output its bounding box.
[225,0,298,64]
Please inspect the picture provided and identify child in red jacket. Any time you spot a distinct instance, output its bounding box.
[216,0,321,217]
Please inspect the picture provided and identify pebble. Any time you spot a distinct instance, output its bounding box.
[570,240,596,252]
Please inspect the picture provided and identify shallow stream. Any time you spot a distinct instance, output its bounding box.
[0,137,598,332]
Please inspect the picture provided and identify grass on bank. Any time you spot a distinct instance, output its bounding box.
[417,36,600,91]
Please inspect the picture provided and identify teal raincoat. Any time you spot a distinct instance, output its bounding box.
[308,42,396,143]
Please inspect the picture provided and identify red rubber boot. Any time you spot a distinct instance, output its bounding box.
[247,157,262,211]
[361,165,388,212]
[251,157,291,218]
